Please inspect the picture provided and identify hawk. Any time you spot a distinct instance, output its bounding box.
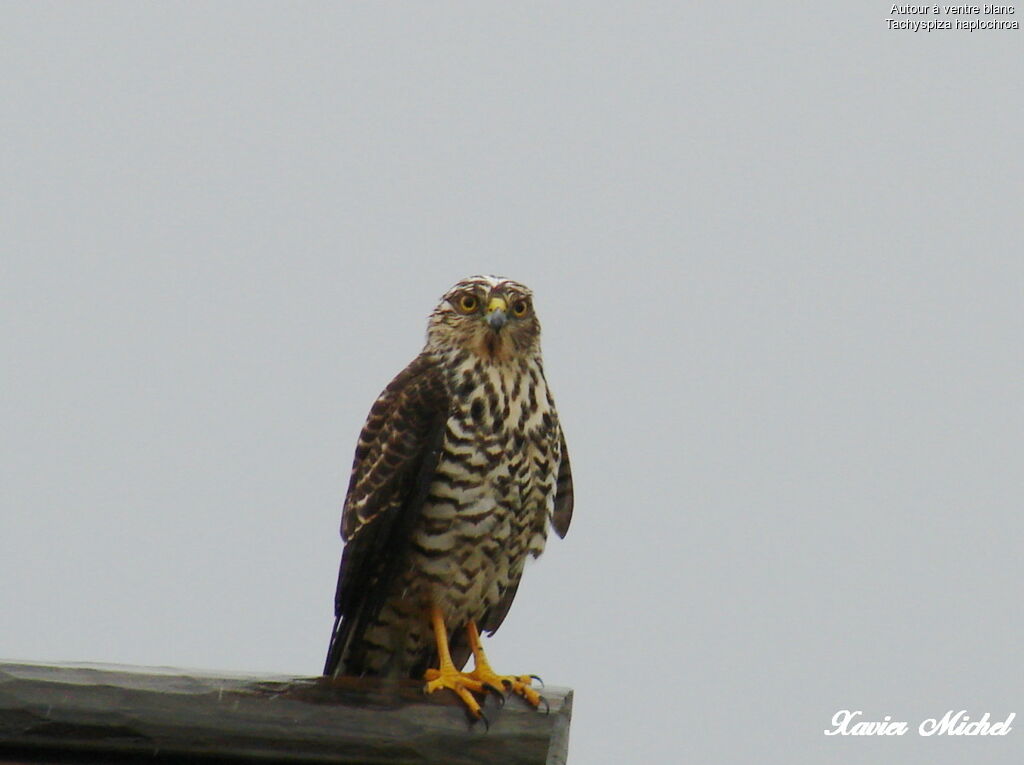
[324,275,573,719]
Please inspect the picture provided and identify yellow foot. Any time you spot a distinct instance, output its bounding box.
[423,665,489,719]
[469,667,544,709]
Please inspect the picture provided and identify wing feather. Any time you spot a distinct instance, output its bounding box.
[324,354,449,676]
[551,429,573,538]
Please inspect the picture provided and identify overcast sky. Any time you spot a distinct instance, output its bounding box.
[2,4,1021,764]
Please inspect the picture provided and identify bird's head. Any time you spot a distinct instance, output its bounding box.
[427,275,540,362]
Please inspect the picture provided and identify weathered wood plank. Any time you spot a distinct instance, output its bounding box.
[0,663,571,764]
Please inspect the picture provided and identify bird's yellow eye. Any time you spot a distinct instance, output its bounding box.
[458,295,479,313]
[511,300,528,317]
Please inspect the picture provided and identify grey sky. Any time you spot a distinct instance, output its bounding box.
[2,3,1021,763]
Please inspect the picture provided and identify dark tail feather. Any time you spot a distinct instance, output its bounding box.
[323,613,347,676]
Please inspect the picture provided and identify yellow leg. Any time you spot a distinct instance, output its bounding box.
[465,620,544,709]
[422,606,487,718]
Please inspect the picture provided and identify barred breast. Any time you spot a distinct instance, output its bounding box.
[359,352,561,674]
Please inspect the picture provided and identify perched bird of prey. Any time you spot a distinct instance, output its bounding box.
[324,275,573,719]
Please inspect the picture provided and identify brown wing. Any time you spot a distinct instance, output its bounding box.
[324,353,449,676]
[551,429,573,538]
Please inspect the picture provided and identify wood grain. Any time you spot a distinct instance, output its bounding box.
[0,662,571,764]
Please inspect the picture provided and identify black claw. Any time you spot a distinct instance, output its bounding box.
[478,710,490,731]
[484,682,506,707]
[539,696,550,715]
[529,674,545,689]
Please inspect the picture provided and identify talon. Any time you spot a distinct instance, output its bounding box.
[539,695,550,714]
[464,620,548,711]
[530,674,545,689]
[481,686,506,711]
[425,669,486,719]
[422,606,488,721]
[483,682,506,700]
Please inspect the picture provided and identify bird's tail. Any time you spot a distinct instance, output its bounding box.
[323,613,347,676]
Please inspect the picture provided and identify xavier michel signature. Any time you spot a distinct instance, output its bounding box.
[825,709,1015,736]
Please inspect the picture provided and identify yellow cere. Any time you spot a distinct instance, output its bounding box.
[487,297,508,313]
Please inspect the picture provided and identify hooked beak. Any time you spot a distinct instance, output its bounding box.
[486,296,508,331]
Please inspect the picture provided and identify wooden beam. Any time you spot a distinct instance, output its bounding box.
[0,662,572,764]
